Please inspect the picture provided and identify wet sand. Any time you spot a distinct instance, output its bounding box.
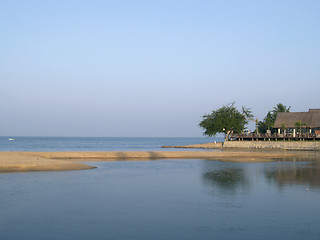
[0,151,298,173]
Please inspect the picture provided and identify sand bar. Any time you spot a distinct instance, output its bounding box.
[0,151,299,173]
[0,152,96,173]
[162,142,223,149]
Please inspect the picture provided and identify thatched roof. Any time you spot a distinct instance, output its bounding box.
[273,109,320,128]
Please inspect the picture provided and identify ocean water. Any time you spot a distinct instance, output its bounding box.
[0,136,222,152]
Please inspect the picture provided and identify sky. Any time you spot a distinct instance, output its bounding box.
[1,0,320,137]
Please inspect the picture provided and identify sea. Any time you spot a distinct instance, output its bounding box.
[1,137,320,240]
[0,136,222,152]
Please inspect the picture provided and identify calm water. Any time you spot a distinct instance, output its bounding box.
[1,137,320,239]
[0,136,221,151]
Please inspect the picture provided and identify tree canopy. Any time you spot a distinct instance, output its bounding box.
[199,102,253,139]
[272,103,291,114]
[257,103,291,133]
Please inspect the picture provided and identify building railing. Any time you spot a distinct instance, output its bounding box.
[230,132,320,140]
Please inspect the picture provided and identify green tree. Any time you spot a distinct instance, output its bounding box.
[199,102,253,141]
[272,103,291,115]
[257,103,290,133]
[257,111,276,133]
[295,121,306,135]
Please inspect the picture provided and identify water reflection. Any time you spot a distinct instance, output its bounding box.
[264,161,320,188]
[202,152,320,192]
[202,162,250,193]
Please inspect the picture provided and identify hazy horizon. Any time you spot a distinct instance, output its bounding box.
[1,0,319,137]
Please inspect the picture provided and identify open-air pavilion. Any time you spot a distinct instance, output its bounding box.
[273,109,320,138]
[232,109,320,141]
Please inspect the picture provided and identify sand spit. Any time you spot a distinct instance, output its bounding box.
[23,151,295,161]
[0,151,298,173]
[0,152,96,173]
[162,142,223,149]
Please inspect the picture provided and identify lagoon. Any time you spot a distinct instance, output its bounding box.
[1,155,320,240]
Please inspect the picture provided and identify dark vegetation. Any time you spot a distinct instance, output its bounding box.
[257,103,291,133]
[199,102,291,139]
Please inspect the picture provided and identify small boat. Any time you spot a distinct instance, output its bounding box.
[8,138,14,141]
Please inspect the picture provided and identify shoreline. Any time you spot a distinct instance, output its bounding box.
[0,151,299,173]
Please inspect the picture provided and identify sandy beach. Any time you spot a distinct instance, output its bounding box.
[0,151,298,173]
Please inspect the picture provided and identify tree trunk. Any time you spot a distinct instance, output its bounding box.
[225,130,231,142]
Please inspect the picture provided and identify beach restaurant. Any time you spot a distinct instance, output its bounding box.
[231,109,320,141]
[273,109,320,138]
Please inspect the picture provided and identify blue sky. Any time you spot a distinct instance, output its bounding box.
[1,0,319,137]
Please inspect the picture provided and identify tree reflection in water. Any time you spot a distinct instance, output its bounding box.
[202,151,320,192]
[202,162,250,193]
[264,160,320,188]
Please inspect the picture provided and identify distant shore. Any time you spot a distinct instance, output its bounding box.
[0,151,298,173]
